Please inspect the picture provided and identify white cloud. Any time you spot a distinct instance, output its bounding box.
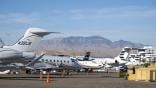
[70,6,156,20]
[0,13,40,25]
[0,10,65,25]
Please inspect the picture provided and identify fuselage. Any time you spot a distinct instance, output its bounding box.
[39,56,81,70]
[93,58,115,65]
[76,60,104,69]
[0,48,22,59]
[0,48,36,64]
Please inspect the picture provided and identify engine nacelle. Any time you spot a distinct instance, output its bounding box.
[22,52,36,59]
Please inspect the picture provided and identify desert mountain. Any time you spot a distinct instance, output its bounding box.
[37,36,144,58]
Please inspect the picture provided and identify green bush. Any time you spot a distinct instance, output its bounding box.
[144,63,150,67]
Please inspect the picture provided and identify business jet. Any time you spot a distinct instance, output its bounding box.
[40,56,81,70]
[24,55,82,74]
[0,27,52,64]
[71,52,104,72]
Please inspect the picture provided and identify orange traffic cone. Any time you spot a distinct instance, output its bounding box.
[46,72,51,84]
[40,72,43,80]
[61,69,65,78]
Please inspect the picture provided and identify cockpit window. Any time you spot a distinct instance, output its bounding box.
[67,61,69,63]
[41,59,44,62]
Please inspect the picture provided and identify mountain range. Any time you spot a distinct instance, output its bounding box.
[36,36,144,58]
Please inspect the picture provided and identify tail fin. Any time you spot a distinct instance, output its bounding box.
[4,28,51,52]
[83,52,90,61]
[0,38,5,48]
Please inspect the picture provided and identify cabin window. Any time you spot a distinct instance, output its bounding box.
[46,59,48,62]
[41,59,44,62]
[67,61,69,63]
[120,57,124,58]
[57,60,59,62]
[64,60,66,63]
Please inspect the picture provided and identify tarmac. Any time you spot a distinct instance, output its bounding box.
[0,72,156,88]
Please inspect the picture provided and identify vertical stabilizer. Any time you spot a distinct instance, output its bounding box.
[4,28,51,52]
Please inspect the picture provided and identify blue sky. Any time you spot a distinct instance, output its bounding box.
[0,0,156,45]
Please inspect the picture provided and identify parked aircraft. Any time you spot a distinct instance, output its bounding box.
[75,52,127,70]
[39,56,81,70]
[0,28,52,64]
[24,55,82,74]
[0,70,10,74]
[71,52,104,72]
